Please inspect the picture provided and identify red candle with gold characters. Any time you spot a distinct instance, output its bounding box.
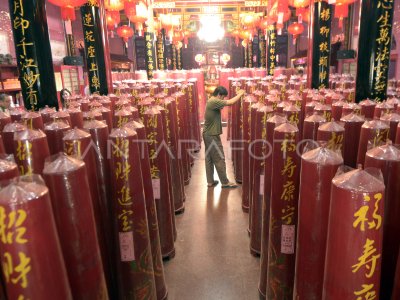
[9,108,25,123]
[364,143,400,299]
[143,107,175,259]
[266,122,300,300]
[96,107,113,132]
[51,110,72,126]
[341,113,365,167]
[374,101,394,118]
[0,175,72,299]
[83,110,103,122]
[258,113,288,299]
[21,112,44,130]
[2,122,26,155]
[360,98,377,119]
[13,129,50,175]
[109,127,157,298]
[43,154,108,299]
[380,112,400,142]
[124,120,168,300]
[294,146,343,299]
[113,109,133,129]
[331,99,346,121]
[317,121,345,154]
[65,107,84,129]
[303,112,326,141]
[323,168,385,299]
[44,121,71,155]
[342,102,361,118]
[39,106,56,124]
[356,120,389,166]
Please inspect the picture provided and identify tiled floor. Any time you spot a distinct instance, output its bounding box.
[163,128,260,299]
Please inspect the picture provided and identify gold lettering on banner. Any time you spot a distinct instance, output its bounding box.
[320,8,331,21]
[83,13,93,27]
[85,31,95,42]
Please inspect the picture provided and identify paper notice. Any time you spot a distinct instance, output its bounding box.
[259,174,264,196]
[152,179,161,199]
[281,225,295,254]
[119,231,135,262]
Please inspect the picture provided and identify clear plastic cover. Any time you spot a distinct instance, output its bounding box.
[305,113,326,123]
[0,174,48,203]
[14,128,46,141]
[3,122,26,132]
[318,121,345,132]
[340,112,365,122]
[380,112,400,122]
[332,167,385,193]
[83,119,108,130]
[366,142,400,161]
[43,153,84,174]
[302,146,343,165]
[361,119,390,130]
[0,157,17,172]
[63,128,90,140]
[44,120,70,130]
[275,122,299,133]
[360,98,376,106]
[109,127,136,139]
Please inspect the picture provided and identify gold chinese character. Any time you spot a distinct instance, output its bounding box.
[353,194,382,231]
[281,135,296,153]
[319,42,328,52]
[377,1,393,11]
[118,210,133,231]
[115,161,131,182]
[281,181,295,201]
[85,30,95,42]
[281,157,296,178]
[118,186,132,206]
[20,58,37,69]
[16,38,33,56]
[352,238,381,278]
[354,283,377,300]
[320,26,330,38]
[13,0,23,16]
[89,62,98,72]
[65,140,81,158]
[319,70,327,81]
[2,252,31,288]
[83,13,93,27]
[376,27,391,45]
[320,8,331,21]
[91,75,100,89]
[319,56,329,67]
[281,205,295,225]
[13,17,29,35]
[113,138,129,158]
[15,141,32,161]
[0,208,27,245]
[87,46,96,58]
[23,70,39,89]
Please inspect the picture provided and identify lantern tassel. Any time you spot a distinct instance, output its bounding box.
[339,17,343,29]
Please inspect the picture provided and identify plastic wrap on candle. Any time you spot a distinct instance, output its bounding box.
[143,107,175,258]
[323,168,385,299]
[317,121,345,154]
[360,99,377,119]
[380,112,400,143]
[51,111,72,126]
[43,154,108,299]
[266,122,300,300]
[0,175,72,299]
[342,102,361,118]
[294,147,343,299]
[314,103,332,122]
[108,128,157,298]
[83,110,103,122]
[2,122,26,154]
[65,107,84,129]
[374,101,394,118]
[9,108,25,122]
[113,109,133,129]
[78,99,90,112]
[341,113,365,168]
[331,99,346,121]
[13,129,50,175]
[21,112,44,130]
[123,120,168,299]
[39,106,56,124]
[303,113,327,141]
[0,112,11,135]
[0,157,19,181]
[356,120,389,166]
[44,121,71,155]
[364,144,400,299]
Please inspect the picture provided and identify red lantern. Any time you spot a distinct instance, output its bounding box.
[334,3,348,29]
[104,0,124,11]
[117,25,134,46]
[124,1,136,22]
[47,0,87,7]
[288,22,304,44]
[106,10,120,31]
[289,0,310,8]
[61,6,75,21]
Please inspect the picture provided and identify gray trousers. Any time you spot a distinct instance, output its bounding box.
[203,134,229,185]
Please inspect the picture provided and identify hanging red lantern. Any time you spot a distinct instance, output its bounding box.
[130,1,148,36]
[242,39,248,48]
[334,3,348,29]
[104,0,124,11]
[303,8,310,23]
[48,0,87,7]
[106,10,120,30]
[117,25,134,46]
[61,6,76,21]
[288,22,304,44]
[124,1,136,22]
[289,0,310,8]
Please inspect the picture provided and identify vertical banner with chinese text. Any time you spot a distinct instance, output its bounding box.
[80,2,108,95]
[267,26,277,76]
[248,40,253,68]
[145,32,156,80]
[259,29,266,68]
[355,0,395,102]
[177,47,182,70]
[172,44,177,70]
[311,1,332,89]
[244,44,248,67]
[9,0,58,111]
[156,29,166,70]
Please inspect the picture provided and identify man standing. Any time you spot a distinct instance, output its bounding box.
[203,86,245,188]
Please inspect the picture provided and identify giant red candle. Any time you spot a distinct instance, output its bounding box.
[13,129,50,175]
[109,127,157,299]
[39,106,56,124]
[323,168,385,299]
[303,112,326,141]
[2,122,26,154]
[0,176,72,299]
[380,112,400,142]
[43,154,108,299]
[44,121,71,155]
[331,99,346,121]
[294,146,343,299]
[266,122,300,300]
[113,109,133,129]
[65,107,84,129]
[0,158,19,181]
[317,121,345,155]
[356,120,389,166]
[51,111,72,126]
[364,143,400,299]
[360,98,377,119]
[0,112,11,135]
[124,120,168,300]
[21,112,44,130]
[374,101,394,118]
[341,113,365,167]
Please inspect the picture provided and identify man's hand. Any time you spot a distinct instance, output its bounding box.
[236,89,245,97]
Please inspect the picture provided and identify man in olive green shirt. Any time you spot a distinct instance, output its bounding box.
[203,86,245,188]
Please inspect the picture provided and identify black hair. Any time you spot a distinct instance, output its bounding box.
[212,86,228,97]
[60,88,71,108]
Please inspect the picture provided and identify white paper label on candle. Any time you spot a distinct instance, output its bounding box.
[119,231,135,261]
[259,174,264,195]
[152,179,161,199]
[281,225,295,254]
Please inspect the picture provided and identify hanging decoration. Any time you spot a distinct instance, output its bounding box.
[130,1,148,36]
[194,54,205,66]
[288,22,304,44]
[117,25,134,47]
[104,0,124,11]
[61,7,76,21]
[334,3,348,28]
[106,10,120,37]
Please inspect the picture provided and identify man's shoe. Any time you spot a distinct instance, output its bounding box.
[221,182,238,188]
[207,180,219,188]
